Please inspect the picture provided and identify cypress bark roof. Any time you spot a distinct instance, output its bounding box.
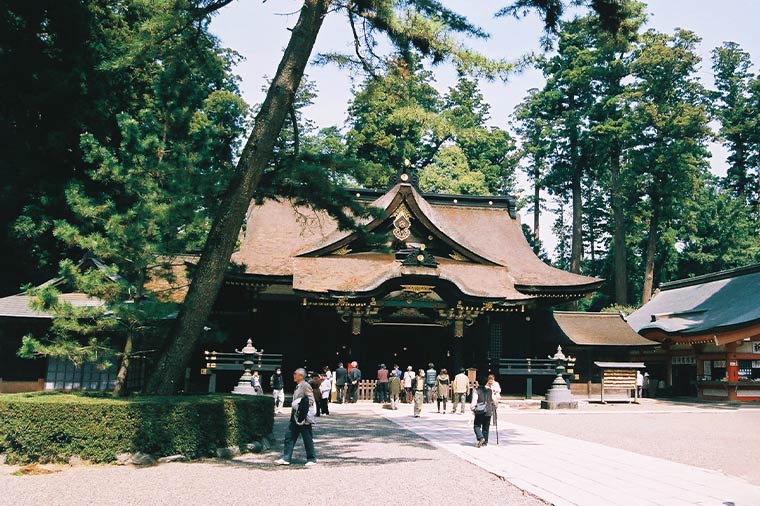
[231,183,602,301]
[551,311,656,347]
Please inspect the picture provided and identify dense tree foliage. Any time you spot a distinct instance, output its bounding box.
[514,3,760,308]
[7,0,248,395]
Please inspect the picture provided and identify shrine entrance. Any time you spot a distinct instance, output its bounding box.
[362,323,453,372]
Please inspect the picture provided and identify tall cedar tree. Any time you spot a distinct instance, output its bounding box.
[628,29,710,303]
[710,42,758,205]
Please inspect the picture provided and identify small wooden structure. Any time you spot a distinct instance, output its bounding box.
[595,361,645,403]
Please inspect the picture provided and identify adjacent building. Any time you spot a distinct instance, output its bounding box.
[627,264,760,401]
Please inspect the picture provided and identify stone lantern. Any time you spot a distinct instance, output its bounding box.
[231,338,262,395]
[540,345,578,409]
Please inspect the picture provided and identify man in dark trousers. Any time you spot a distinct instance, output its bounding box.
[274,368,317,466]
[376,364,389,403]
[470,379,496,448]
[425,363,437,403]
[347,361,361,403]
[335,362,347,404]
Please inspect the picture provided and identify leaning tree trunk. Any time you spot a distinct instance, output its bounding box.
[147,0,330,395]
[112,331,133,397]
[641,201,660,304]
[610,144,627,304]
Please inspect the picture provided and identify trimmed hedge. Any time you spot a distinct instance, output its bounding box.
[0,392,274,464]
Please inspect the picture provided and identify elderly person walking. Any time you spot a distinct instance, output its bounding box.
[275,368,317,466]
[470,379,497,448]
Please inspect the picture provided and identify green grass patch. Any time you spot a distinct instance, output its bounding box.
[0,392,273,464]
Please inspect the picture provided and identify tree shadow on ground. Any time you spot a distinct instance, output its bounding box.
[206,412,440,469]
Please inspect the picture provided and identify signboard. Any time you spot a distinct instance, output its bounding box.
[703,360,711,376]
[753,342,760,354]
[671,355,696,365]
[713,360,726,368]
[752,361,760,369]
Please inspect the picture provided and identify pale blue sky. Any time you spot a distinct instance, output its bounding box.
[210,1,760,255]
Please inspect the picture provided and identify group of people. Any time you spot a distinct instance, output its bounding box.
[269,362,503,466]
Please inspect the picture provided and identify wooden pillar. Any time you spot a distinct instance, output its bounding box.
[726,342,739,401]
[453,337,463,373]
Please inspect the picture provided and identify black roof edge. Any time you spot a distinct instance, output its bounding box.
[660,263,760,291]
[346,187,518,218]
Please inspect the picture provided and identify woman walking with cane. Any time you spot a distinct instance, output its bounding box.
[470,379,497,447]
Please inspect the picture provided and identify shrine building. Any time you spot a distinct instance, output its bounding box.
[207,170,604,391]
[627,264,760,401]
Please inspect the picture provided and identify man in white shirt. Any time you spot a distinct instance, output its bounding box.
[403,366,415,403]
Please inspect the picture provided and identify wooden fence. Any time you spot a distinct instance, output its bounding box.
[0,378,45,394]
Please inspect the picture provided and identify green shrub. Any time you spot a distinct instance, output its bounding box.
[0,392,274,464]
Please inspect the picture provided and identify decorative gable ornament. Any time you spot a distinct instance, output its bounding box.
[392,205,413,241]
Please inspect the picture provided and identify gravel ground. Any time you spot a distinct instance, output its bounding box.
[504,402,760,485]
[0,407,544,506]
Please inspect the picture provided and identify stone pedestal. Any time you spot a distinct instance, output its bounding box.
[540,345,578,410]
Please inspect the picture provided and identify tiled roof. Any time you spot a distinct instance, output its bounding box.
[627,263,760,336]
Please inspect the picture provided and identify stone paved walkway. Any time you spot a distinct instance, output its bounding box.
[382,407,760,506]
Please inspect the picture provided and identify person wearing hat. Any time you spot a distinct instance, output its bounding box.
[376,363,389,403]
[403,366,415,403]
[451,368,469,414]
[270,367,285,414]
[275,368,317,466]
[425,363,437,403]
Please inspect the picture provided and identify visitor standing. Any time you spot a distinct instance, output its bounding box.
[413,369,425,417]
[451,368,469,414]
[486,374,501,403]
[310,373,323,416]
[435,369,450,414]
[319,374,331,415]
[323,366,334,397]
[270,368,285,413]
[389,371,401,410]
[636,370,644,399]
[425,363,437,403]
[470,380,496,448]
[391,364,402,380]
[335,362,347,404]
[274,368,317,466]
[403,366,415,403]
[376,364,389,403]
[348,361,361,403]
[251,371,263,395]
